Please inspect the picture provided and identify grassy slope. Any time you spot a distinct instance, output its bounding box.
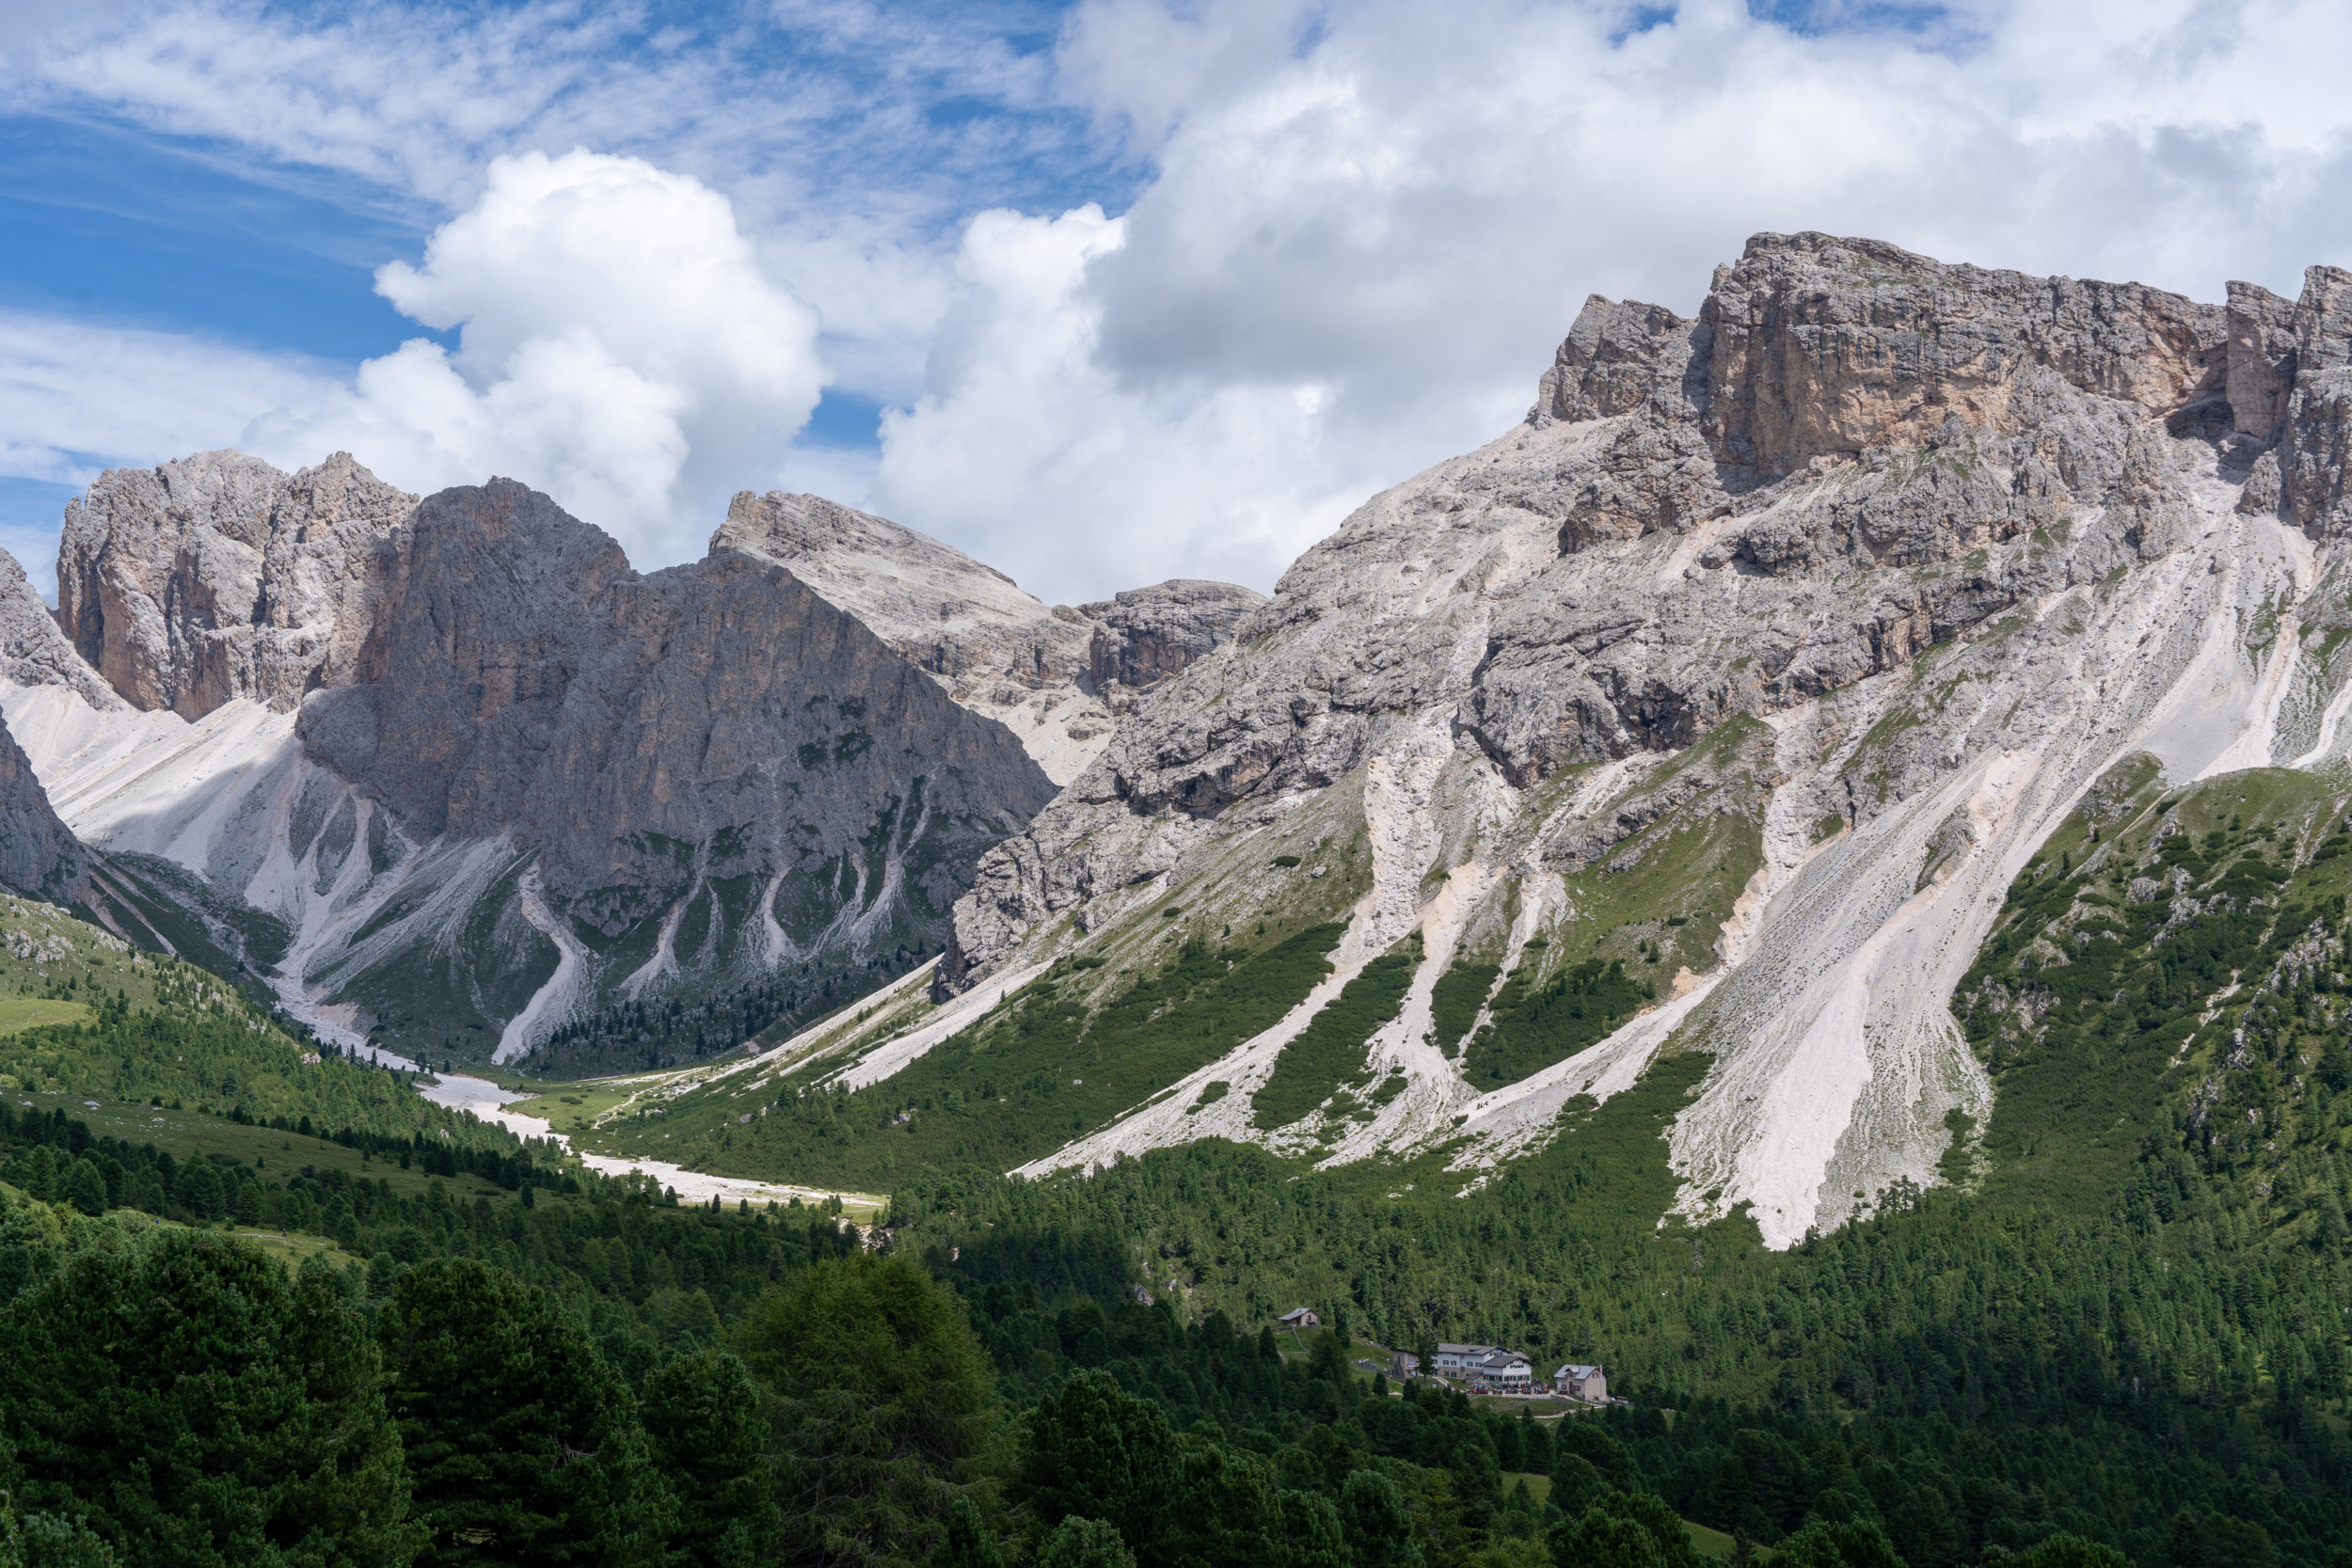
[46,1095,527,1207]
[1957,763,2352,1214]
[0,892,183,1012]
[1463,955,1650,1092]
[561,783,1390,1189]
[1423,720,1770,1092]
[894,1049,1724,1349]
[0,890,522,1151]
[886,760,2352,1433]
[1250,936,1419,1130]
[0,1180,368,1278]
[603,922,1355,1190]
[0,1000,91,1036]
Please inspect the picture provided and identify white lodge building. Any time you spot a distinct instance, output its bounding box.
[1432,1342,1534,1391]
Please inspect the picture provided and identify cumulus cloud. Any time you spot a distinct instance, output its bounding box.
[873,205,1365,604]
[247,149,826,568]
[876,0,2352,602]
[7,1,1107,411]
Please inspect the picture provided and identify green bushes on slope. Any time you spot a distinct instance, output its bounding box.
[623,924,1347,1187]
[1460,957,1649,1091]
[1250,939,1421,1130]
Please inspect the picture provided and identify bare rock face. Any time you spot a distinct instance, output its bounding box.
[917,230,2352,1245]
[17,461,1066,1068]
[1529,295,1697,425]
[1700,233,2227,481]
[961,229,2206,895]
[1081,579,1265,690]
[305,479,1057,926]
[2275,266,2352,533]
[714,490,1258,784]
[0,708,85,900]
[0,550,123,711]
[57,450,417,720]
[2224,278,2298,441]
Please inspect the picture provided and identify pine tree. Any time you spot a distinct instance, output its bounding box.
[0,1230,421,1566]
[1037,1518,1136,1568]
[377,1259,672,1566]
[641,1349,779,1568]
[734,1253,1008,1567]
[1339,1470,1423,1568]
[928,1497,1004,1568]
[1017,1370,1177,1557]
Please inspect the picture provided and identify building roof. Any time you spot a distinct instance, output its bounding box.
[1435,1342,1494,1355]
[1554,1363,1604,1378]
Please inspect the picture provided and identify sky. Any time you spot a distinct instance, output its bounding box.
[3,0,2352,608]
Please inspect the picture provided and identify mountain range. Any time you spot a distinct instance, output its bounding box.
[6,229,2350,1248]
[0,451,1259,1075]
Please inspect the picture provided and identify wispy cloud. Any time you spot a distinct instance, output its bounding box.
[8,0,2352,604]
[0,310,333,487]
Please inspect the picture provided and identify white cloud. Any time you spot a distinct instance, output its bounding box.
[0,314,331,489]
[873,0,2352,603]
[17,1,2352,607]
[0,310,334,599]
[246,149,827,568]
[873,205,1364,604]
[7,2,1101,414]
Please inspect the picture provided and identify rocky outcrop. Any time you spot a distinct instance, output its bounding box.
[57,450,416,720]
[1700,233,2228,481]
[714,491,1107,783]
[2275,266,2352,534]
[18,464,1064,1067]
[1081,580,1264,690]
[305,478,1056,926]
[0,550,123,712]
[977,232,2253,870]
[902,230,2352,1246]
[0,709,85,900]
[714,491,1261,784]
[2224,279,2298,442]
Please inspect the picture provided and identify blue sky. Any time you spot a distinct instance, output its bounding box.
[4,0,2351,604]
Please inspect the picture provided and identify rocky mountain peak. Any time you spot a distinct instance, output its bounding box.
[715,489,1258,784]
[304,475,1056,908]
[714,490,1074,672]
[906,232,2352,1245]
[57,448,418,720]
[1699,231,2231,478]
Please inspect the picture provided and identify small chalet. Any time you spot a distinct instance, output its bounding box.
[1277,1307,1320,1329]
[1554,1363,1608,1403]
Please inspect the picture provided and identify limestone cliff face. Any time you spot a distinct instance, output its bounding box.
[17,464,1058,1069]
[0,551,121,713]
[303,479,1056,930]
[1080,580,1265,691]
[57,451,417,720]
[0,709,85,901]
[715,491,1262,784]
[946,230,2253,903]
[906,231,2352,1247]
